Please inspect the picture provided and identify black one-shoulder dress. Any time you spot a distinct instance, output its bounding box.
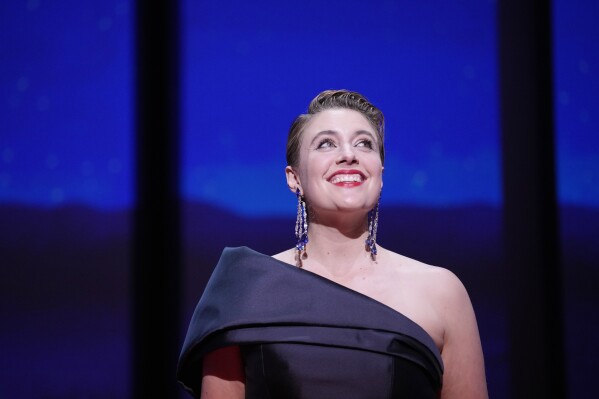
[177,247,443,398]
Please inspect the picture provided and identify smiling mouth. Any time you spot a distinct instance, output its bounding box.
[330,174,364,184]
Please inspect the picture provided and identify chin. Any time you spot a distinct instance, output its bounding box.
[335,201,373,213]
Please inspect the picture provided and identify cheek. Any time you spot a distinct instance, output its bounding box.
[366,157,384,176]
[301,154,328,175]
[295,162,317,188]
[370,166,384,189]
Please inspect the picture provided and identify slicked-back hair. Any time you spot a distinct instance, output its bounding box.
[286,89,385,167]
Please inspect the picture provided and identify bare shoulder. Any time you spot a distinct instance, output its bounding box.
[381,248,474,325]
[383,248,487,398]
[384,249,467,296]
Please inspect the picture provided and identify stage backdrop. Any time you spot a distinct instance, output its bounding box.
[0,1,597,398]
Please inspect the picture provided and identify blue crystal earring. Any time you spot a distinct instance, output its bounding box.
[365,192,380,260]
[295,188,308,267]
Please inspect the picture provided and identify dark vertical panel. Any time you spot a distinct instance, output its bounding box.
[498,1,566,398]
[132,0,181,398]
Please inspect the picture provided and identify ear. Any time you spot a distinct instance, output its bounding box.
[285,165,302,195]
[381,166,384,190]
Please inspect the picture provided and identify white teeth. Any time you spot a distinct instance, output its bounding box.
[330,174,363,184]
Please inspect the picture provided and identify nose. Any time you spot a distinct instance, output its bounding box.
[336,144,358,165]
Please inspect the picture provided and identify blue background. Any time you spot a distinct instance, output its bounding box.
[0,1,597,398]
[2,1,597,211]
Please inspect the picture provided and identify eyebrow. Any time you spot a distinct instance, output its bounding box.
[309,129,377,146]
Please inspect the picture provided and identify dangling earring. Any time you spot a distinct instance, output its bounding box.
[365,192,381,260]
[295,188,309,267]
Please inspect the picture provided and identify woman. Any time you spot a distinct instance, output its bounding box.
[177,90,488,398]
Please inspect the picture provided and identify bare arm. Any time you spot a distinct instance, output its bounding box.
[436,270,488,399]
[201,346,245,399]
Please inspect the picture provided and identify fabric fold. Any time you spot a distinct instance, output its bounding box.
[177,246,443,398]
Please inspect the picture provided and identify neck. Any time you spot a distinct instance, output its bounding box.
[302,213,373,276]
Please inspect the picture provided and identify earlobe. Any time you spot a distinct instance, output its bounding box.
[285,165,302,195]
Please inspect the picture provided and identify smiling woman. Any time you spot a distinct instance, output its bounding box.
[177,89,488,399]
[283,91,385,266]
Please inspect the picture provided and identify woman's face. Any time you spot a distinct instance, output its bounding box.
[286,108,383,217]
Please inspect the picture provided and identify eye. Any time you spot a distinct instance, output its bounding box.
[316,138,336,149]
[356,139,374,149]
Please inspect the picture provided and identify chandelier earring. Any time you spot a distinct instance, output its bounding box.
[365,192,381,260]
[295,188,309,267]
